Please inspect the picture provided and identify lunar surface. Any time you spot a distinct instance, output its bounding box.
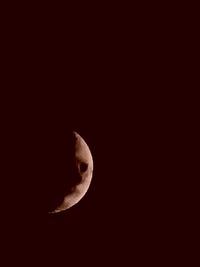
[49,131,93,213]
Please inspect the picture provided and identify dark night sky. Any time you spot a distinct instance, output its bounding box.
[40,89,164,264]
[2,59,173,265]
[1,9,181,265]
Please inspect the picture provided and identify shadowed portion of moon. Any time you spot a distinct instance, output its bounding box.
[47,131,93,214]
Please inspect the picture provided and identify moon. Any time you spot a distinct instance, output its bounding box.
[48,131,93,214]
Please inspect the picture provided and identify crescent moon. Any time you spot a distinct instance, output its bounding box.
[49,131,94,214]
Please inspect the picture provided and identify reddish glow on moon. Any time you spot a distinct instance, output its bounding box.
[49,132,93,213]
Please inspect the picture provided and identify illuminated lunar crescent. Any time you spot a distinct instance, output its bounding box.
[49,131,93,213]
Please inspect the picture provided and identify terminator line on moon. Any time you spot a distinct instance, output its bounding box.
[48,131,94,214]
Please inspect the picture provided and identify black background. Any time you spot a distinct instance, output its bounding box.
[0,5,184,265]
[2,66,173,265]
